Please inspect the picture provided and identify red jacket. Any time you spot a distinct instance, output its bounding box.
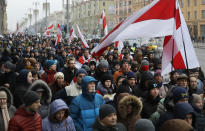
[8,106,42,131]
[42,69,56,85]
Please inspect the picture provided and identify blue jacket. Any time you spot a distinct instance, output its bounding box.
[42,99,76,131]
[70,76,104,131]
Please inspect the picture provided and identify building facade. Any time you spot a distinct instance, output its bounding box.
[0,0,7,34]
[70,0,115,38]
[179,0,205,41]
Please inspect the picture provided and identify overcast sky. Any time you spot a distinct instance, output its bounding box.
[7,0,63,32]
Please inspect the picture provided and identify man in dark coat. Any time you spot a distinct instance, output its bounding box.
[8,91,42,131]
[93,104,126,131]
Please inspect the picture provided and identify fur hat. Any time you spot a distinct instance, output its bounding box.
[160,119,193,131]
[98,60,109,69]
[118,95,142,119]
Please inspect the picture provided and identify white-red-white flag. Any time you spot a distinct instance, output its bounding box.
[55,24,62,45]
[100,10,108,36]
[76,25,89,48]
[114,41,124,53]
[161,1,199,75]
[45,24,54,35]
[91,0,176,56]
[69,26,76,43]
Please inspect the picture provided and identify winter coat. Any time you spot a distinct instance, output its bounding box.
[42,69,56,85]
[62,67,78,85]
[54,83,82,105]
[29,80,52,119]
[0,86,16,131]
[42,99,76,131]
[97,82,113,96]
[70,76,104,131]
[93,118,126,131]
[141,95,161,119]
[118,95,142,131]
[8,106,42,131]
[192,105,205,131]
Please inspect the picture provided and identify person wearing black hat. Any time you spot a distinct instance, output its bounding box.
[127,72,138,93]
[8,91,42,131]
[93,104,126,131]
[141,80,161,119]
[88,60,96,76]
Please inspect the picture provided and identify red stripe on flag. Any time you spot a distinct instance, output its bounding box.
[103,17,107,32]
[133,0,175,23]
[163,35,172,47]
[175,9,181,29]
[171,51,186,70]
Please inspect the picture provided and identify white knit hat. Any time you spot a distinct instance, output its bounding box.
[54,72,64,81]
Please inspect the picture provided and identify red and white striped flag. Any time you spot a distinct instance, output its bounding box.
[76,25,89,48]
[45,24,54,36]
[91,0,176,56]
[161,1,199,75]
[92,0,199,75]
[100,10,108,36]
[55,24,62,45]
[69,26,76,43]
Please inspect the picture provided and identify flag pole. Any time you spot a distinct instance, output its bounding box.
[171,38,174,72]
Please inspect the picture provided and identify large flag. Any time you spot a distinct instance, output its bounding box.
[91,0,176,56]
[100,10,108,36]
[92,0,199,75]
[55,24,62,45]
[45,24,54,36]
[161,1,199,75]
[76,25,89,48]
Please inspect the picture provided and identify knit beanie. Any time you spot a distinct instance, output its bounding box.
[75,68,88,76]
[141,59,149,71]
[0,90,7,99]
[99,104,116,120]
[120,59,128,67]
[54,72,64,81]
[98,60,109,68]
[160,119,193,131]
[173,86,189,103]
[45,60,57,69]
[154,69,162,77]
[4,61,15,71]
[23,91,40,106]
[134,119,155,131]
[147,80,158,91]
[19,69,30,81]
[127,72,136,79]
[116,84,131,94]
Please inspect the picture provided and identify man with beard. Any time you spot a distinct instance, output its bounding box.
[62,57,78,85]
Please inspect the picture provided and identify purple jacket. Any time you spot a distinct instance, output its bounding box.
[42,99,76,131]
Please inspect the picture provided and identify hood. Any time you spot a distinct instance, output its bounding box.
[173,102,195,119]
[82,76,97,94]
[118,95,142,119]
[29,80,52,104]
[82,76,97,100]
[49,99,69,122]
[0,86,14,106]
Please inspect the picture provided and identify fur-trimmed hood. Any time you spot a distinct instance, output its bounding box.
[0,86,14,107]
[118,95,142,119]
[29,80,52,104]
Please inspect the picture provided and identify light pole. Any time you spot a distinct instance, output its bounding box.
[66,0,70,33]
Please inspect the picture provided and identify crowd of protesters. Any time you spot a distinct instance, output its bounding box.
[0,33,205,131]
